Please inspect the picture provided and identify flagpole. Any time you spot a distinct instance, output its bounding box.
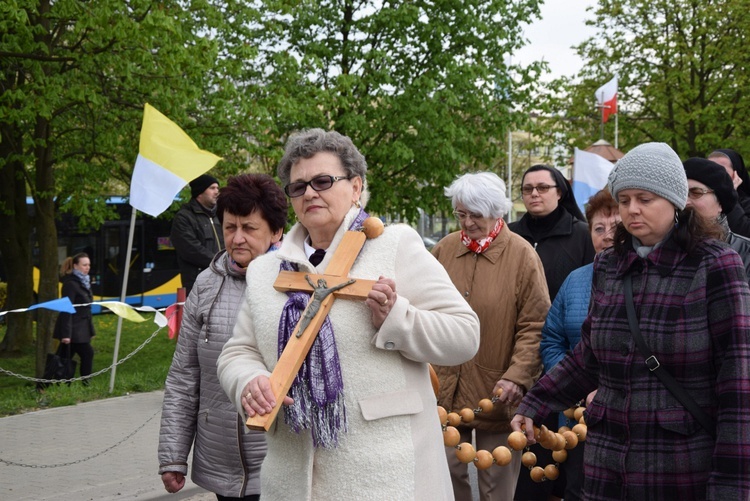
[109,206,137,393]
[507,128,513,219]
[599,91,605,139]
[615,111,619,149]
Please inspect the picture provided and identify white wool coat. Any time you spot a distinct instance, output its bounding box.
[218,208,480,500]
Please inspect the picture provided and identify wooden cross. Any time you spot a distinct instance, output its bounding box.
[246,227,379,431]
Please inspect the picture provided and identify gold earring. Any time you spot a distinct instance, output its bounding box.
[354,200,361,208]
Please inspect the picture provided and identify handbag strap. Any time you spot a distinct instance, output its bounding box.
[623,273,716,439]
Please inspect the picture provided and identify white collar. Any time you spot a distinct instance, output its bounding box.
[303,238,327,259]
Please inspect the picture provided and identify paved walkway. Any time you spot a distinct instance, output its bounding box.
[0,391,214,501]
[1,390,481,500]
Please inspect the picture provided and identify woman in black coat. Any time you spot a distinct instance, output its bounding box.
[509,165,596,302]
[53,253,96,384]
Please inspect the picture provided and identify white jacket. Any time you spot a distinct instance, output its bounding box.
[218,208,479,500]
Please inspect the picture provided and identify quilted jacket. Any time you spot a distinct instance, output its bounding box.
[432,228,549,432]
[540,263,593,372]
[158,250,266,497]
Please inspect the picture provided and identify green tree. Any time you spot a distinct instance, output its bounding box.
[546,0,750,157]
[0,1,259,372]
[1,0,546,375]
[245,0,545,220]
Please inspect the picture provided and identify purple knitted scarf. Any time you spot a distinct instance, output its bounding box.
[278,209,369,448]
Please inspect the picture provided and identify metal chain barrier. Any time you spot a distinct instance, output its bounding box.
[0,323,165,384]
[0,409,161,468]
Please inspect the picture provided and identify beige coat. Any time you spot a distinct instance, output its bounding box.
[432,228,550,432]
[218,207,480,500]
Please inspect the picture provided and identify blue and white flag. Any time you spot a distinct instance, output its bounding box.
[572,148,614,214]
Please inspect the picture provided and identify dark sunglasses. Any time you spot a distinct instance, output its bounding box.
[284,174,353,198]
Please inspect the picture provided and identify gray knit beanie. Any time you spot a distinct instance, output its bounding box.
[607,142,688,210]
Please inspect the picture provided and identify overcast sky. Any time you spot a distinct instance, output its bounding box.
[514,0,599,81]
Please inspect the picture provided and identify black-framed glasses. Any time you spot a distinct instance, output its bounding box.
[687,187,714,200]
[284,175,353,198]
[521,184,557,195]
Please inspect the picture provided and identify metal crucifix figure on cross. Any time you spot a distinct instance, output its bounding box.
[245,220,384,431]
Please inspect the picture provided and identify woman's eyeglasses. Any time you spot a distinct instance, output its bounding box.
[521,184,557,195]
[687,187,715,200]
[284,175,352,198]
[453,211,484,221]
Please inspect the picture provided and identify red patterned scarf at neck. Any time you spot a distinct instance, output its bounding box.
[460,218,503,254]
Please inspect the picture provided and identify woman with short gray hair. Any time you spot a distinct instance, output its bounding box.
[218,129,479,500]
[277,128,370,207]
[432,171,550,501]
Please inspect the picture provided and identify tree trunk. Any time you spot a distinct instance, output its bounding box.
[0,129,34,354]
[32,0,60,376]
[34,114,59,377]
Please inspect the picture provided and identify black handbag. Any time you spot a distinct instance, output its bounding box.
[41,344,78,387]
[623,273,716,439]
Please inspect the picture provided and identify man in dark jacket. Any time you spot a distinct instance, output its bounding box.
[170,174,224,295]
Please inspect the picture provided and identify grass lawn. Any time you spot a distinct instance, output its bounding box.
[0,312,177,417]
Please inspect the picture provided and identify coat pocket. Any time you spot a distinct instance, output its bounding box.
[359,390,424,421]
[656,406,701,436]
[583,401,605,429]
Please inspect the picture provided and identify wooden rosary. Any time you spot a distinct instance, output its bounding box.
[438,388,588,483]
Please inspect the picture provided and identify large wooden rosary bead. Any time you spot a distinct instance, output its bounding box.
[361,217,384,239]
[443,426,461,447]
[492,446,513,466]
[478,398,494,413]
[507,430,528,451]
[544,464,560,480]
[459,408,475,424]
[437,406,448,425]
[530,466,546,483]
[446,412,461,427]
[552,433,566,452]
[538,427,557,450]
[562,430,579,450]
[552,449,568,463]
[572,423,587,441]
[455,442,476,464]
[521,451,537,468]
[474,449,494,470]
[573,406,586,421]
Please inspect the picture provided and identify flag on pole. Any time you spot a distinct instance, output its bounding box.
[572,148,615,214]
[595,76,618,123]
[129,103,222,217]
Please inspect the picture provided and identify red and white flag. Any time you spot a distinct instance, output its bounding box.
[595,76,618,123]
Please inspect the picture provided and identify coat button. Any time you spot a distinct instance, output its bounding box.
[619,343,629,356]
[464,291,469,297]
[384,341,395,350]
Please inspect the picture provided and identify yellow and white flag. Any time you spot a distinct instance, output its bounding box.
[129,103,222,217]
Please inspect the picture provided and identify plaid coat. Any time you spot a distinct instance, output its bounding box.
[517,236,750,500]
